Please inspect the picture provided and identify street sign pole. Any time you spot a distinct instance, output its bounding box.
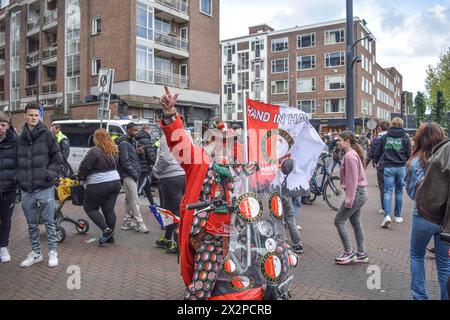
[97,69,114,128]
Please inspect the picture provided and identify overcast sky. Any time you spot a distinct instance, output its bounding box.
[220,0,450,96]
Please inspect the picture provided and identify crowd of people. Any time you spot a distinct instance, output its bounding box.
[0,94,449,300]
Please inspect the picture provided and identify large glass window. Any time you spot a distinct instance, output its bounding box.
[297,55,316,70]
[238,52,249,71]
[155,17,171,34]
[10,12,20,111]
[325,74,345,90]
[297,100,316,114]
[325,98,346,113]
[136,45,153,82]
[271,37,288,52]
[325,51,345,68]
[297,33,315,48]
[297,78,316,93]
[200,0,212,15]
[65,0,81,107]
[271,80,288,94]
[136,2,153,40]
[325,28,345,45]
[271,58,288,73]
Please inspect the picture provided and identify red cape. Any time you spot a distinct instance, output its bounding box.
[160,115,210,286]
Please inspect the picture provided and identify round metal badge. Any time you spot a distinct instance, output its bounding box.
[222,257,237,275]
[265,238,277,253]
[269,192,283,220]
[260,252,283,283]
[228,275,254,291]
[235,193,263,223]
[257,221,274,237]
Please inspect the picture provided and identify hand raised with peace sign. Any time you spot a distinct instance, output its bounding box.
[160,85,180,114]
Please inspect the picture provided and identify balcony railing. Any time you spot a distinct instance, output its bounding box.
[154,30,188,52]
[27,17,40,32]
[42,46,57,60]
[25,85,39,97]
[43,10,57,25]
[0,91,5,101]
[154,70,188,89]
[27,51,40,64]
[155,0,189,15]
[42,81,57,95]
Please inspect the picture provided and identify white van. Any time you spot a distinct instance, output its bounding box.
[52,119,158,174]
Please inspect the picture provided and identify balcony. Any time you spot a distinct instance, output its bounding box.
[27,17,40,35]
[154,70,188,89]
[0,61,4,75]
[42,46,57,64]
[153,30,188,59]
[25,85,39,97]
[154,0,189,22]
[43,10,57,26]
[0,33,4,47]
[42,81,57,95]
[0,91,5,101]
[27,51,40,65]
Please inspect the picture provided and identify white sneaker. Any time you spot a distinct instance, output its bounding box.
[378,209,385,215]
[134,222,149,234]
[0,247,11,263]
[20,251,43,268]
[394,217,404,224]
[48,250,59,268]
[381,216,392,228]
[297,225,302,230]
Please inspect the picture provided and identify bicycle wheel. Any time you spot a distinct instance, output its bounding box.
[324,176,343,211]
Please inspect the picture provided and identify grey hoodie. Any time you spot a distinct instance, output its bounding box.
[152,135,185,180]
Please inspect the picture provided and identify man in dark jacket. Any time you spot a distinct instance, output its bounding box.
[136,125,157,205]
[0,112,17,263]
[17,104,64,268]
[368,120,390,215]
[118,122,149,233]
[375,117,411,228]
[51,123,71,176]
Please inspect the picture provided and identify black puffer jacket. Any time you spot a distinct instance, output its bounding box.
[117,135,141,181]
[0,128,17,193]
[17,122,64,193]
[136,129,157,175]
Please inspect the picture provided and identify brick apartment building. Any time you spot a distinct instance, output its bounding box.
[0,0,221,129]
[220,18,403,133]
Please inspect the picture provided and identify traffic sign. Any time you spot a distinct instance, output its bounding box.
[97,69,115,94]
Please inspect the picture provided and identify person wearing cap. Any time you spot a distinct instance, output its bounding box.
[0,112,17,263]
[117,122,149,233]
[51,123,71,176]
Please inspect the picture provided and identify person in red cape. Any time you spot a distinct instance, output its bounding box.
[159,86,263,300]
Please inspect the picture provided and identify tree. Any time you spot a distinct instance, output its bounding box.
[432,91,449,132]
[414,91,427,126]
[406,92,414,114]
[426,47,450,108]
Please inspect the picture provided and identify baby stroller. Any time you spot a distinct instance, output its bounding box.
[37,177,90,243]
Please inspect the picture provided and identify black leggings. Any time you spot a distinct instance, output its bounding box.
[83,180,121,232]
[160,176,185,241]
[0,191,16,248]
[377,169,384,209]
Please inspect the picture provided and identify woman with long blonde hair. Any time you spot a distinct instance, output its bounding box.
[78,129,121,246]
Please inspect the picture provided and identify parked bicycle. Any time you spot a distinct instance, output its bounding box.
[306,152,343,211]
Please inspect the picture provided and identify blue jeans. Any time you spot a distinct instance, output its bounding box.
[292,196,302,219]
[383,166,406,217]
[410,214,450,300]
[21,187,57,254]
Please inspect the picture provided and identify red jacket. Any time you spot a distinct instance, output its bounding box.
[160,115,211,286]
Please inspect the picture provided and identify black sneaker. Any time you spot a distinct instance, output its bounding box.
[291,245,304,254]
[155,236,171,248]
[105,236,115,244]
[99,228,115,246]
[166,242,178,254]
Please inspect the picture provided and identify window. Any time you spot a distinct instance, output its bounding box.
[325,28,345,45]
[238,52,249,71]
[155,17,171,34]
[223,64,235,82]
[252,82,263,101]
[297,33,315,48]
[91,58,101,76]
[325,74,345,90]
[238,72,249,90]
[136,2,153,40]
[325,51,345,68]
[91,16,101,35]
[251,40,264,58]
[297,77,316,93]
[271,80,288,94]
[272,101,288,107]
[297,55,316,70]
[200,0,212,16]
[325,98,346,113]
[271,58,288,73]
[224,84,235,101]
[180,64,187,78]
[297,100,316,114]
[224,45,235,63]
[271,37,288,52]
[136,45,153,82]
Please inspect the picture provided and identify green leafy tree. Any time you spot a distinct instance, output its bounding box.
[432,91,449,132]
[426,47,450,107]
[414,91,427,126]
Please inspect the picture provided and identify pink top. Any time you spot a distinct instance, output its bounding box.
[340,149,368,208]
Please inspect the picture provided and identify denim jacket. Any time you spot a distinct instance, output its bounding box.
[405,157,424,216]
